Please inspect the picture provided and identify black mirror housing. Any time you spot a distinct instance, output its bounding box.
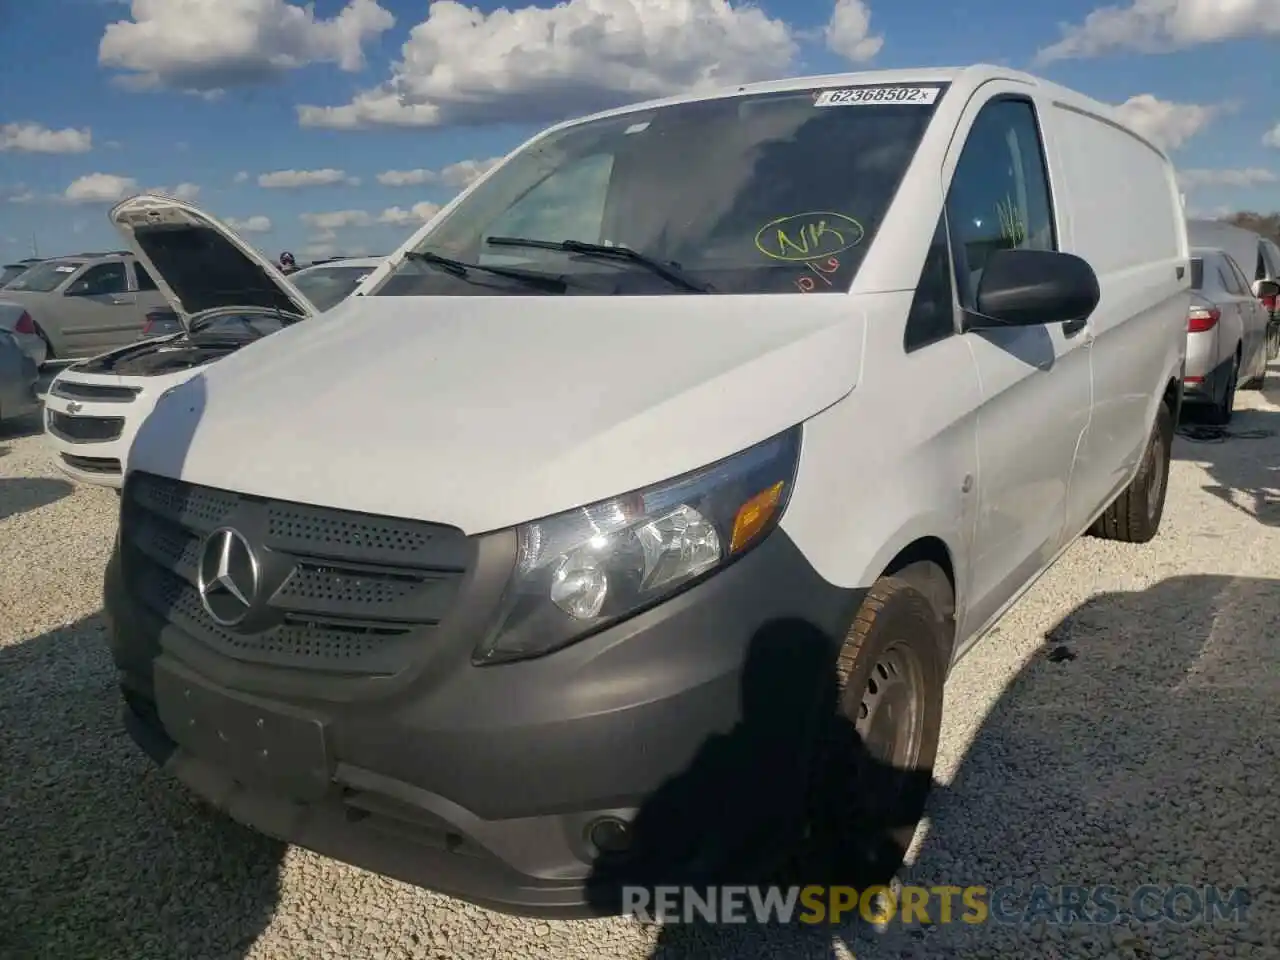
[966,248,1101,331]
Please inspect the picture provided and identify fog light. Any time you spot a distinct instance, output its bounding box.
[587,816,632,855]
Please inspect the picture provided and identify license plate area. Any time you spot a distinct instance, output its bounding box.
[153,659,332,801]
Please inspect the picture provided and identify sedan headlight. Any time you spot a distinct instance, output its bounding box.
[473,426,802,664]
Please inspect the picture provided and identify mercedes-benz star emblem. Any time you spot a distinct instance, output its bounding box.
[196,527,262,627]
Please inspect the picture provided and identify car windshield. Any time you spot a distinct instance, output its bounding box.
[5,259,84,292]
[372,83,947,298]
[189,310,297,339]
[291,265,372,312]
[1190,258,1204,290]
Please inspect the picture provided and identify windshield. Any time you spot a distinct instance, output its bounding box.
[5,260,84,292]
[1190,258,1204,290]
[291,265,373,312]
[373,83,946,297]
[190,310,298,339]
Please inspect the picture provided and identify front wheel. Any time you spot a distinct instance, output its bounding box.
[791,565,948,887]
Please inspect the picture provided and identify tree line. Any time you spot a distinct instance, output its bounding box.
[1222,212,1280,244]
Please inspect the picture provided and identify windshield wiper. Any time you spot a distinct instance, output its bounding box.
[485,237,713,293]
[403,249,567,292]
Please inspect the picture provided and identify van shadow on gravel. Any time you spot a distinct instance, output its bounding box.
[1173,380,1280,527]
[600,575,1278,959]
[0,613,284,960]
[857,574,1277,957]
[0,477,73,521]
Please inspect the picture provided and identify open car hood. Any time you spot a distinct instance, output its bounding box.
[109,194,318,328]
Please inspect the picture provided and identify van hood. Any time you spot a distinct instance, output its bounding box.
[128,294,865,534]
[109,194,318,328]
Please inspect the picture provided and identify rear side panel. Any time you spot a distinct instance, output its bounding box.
[1042,100,1188,527]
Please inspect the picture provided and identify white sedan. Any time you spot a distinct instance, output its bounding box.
[43,193,381,490]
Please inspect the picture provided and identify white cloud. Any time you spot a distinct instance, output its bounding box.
[146,182,201,201]
[1178,168,1278,189]
[63,173,138,204]
[1035,0,1280,64]
[1264,123,1280,149]
[376,168,434,187]
[234,170,250,183]
[377,156,503,189]
[438,156,502,188]
[377,201,442,225]
[226,214,273,232]
[824,0,883,62]
[0,122,93,153]
[99,0,395,94]
[296,0,798,130]
[300,209,373,230]
[1112,94,1222,151]
[258,168,358,188]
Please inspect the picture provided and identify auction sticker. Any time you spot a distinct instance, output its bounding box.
[814,86,941,107]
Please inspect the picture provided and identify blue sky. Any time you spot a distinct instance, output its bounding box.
[2,0,1278,263]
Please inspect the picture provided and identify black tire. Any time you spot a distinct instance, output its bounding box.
[1088,400,1173,543]
[1207,353,1238,424]
[790,564,948,887]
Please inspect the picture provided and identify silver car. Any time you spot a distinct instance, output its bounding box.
[0,253,170,365]
[1188,219,1280,360]
[1183,246,1277,423]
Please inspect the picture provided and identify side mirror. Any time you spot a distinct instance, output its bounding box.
[965,248,1100,331]
[1254,279,1279,299]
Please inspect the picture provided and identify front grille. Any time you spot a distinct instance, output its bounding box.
[119,472,476,678]
[61,453,122,474]
[50,380,141,403]
[47,410,124,443]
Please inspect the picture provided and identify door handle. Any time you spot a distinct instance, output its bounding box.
[110,297,130,305]
[1062,317,1087,336]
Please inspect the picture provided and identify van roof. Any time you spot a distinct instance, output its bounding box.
[532,63,1144,154]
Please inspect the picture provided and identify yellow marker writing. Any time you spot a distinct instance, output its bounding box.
[754,212,864,261]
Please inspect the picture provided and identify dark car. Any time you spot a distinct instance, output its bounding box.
[0,328,40,424]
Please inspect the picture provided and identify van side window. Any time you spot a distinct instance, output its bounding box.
[903,212,956,352]
[134,263,158,291]
[945,98,1056,310]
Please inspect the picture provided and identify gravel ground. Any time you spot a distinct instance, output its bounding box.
[2,376,1279,960]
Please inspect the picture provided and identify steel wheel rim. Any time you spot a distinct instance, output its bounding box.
[854,641,926,774]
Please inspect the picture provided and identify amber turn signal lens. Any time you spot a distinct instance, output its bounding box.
[729,481,785,554]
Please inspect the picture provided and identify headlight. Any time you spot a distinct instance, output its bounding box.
[473,426,802,664]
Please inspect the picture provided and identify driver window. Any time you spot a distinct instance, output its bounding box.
[480,153,614,254]
[945,98,1057,310]
[66,262,128,296]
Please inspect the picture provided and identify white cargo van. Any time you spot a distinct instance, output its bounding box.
[105,65,1188,916]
